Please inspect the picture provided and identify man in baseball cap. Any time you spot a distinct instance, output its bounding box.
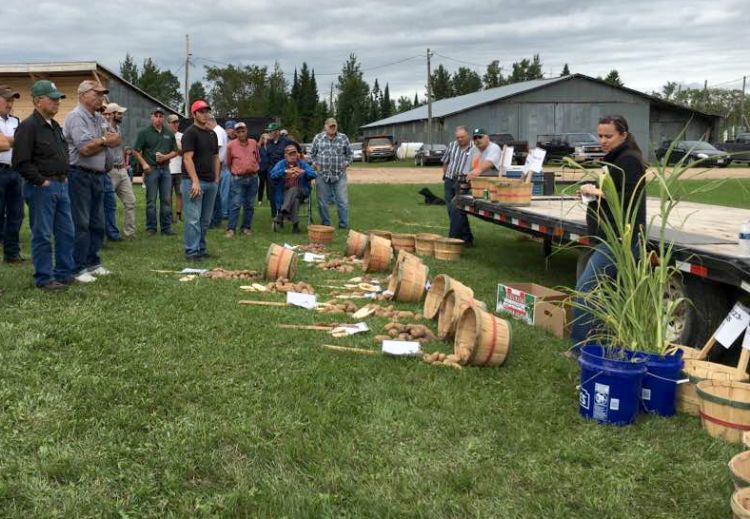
[103,102,127,114]
[0,85,23,263]
[29,80,65,100]
[77,80,109,95]
[264,121,292,215]
[102,101,135,240]
[190,99,211,114]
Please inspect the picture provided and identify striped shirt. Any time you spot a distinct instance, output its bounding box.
[441,140,476,180]
[310,131,352,183]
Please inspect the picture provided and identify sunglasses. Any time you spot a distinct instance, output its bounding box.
[472,135,484,140]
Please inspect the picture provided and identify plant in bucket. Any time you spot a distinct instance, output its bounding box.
[564,131,721,424]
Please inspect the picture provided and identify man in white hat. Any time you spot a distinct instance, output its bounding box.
[103,102,136,239]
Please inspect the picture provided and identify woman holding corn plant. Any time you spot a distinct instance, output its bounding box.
[571,115,647,345]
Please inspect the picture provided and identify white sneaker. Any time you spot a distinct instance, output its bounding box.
[88,266,112,276]
[74,272,97,283]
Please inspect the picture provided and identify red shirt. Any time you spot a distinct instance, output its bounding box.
[226,138,260,175]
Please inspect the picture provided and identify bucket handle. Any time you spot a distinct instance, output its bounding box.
[576,370,603,391]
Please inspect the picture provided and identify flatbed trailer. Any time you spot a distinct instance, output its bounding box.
[456,194,750,348]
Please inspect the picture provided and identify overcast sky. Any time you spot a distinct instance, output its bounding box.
[4,0,748,101]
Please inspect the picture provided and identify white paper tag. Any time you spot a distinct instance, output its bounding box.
[180,268,207,274]
[382,340,422,356]
[523,147,546,174]
[502,145,514,169]
[715,303,750,348]
[283,243,296,250]
[743,325,750,351]
[330,322,370,337]
[609,398,620,411]
[286,291,317,310]
[302,252,326,263]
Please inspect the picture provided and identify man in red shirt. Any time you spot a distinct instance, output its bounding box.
[224,122,260,237]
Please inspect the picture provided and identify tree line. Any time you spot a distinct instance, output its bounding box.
[120,53,749,142]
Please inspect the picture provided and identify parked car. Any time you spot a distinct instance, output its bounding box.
[536,133,604,163]
[362,135,396,162]
[350,142,363,162]
[717,133,750,163]
[488,133,528,163]
[414,144,447,166]
[655,140,731,167]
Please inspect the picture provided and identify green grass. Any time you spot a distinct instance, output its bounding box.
[0,181,745,517]
[354,159,438,168]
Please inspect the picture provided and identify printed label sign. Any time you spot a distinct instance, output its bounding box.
[497,285,536,325]
[593,383,610,421]
[715,303,750,348]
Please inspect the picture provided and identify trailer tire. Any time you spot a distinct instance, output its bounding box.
[668,275,731,351]
[575,249,593,280]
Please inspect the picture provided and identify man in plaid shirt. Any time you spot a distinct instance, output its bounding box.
[310,118,352,229]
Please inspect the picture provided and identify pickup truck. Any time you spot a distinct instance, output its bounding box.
[717,133,750,163]
[488,133,529,164]
[536,133,604,164]
[362,135,396,162]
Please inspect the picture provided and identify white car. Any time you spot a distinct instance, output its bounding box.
[351,142,363,162]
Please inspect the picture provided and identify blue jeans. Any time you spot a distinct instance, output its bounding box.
[144,166,172,233]
[24,180,76,286]
[211,166,231,225]
[228,175,259,231]
[444,178,473,243]
[102,173,120,240]
[68,167,105,274]
[181,179,217,258]
[316,175,348,228]
[0,169,24,260]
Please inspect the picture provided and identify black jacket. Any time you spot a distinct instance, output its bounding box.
[12,110,69,186]
[586,141,647,239]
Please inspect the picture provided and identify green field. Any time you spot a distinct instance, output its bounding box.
[0,179,748,517]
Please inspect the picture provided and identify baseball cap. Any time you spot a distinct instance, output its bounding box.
[190,99,211,114]
[0,85,20,100]
[30,80,66,100]
[224,120,236,130]
[266,122,281,132]
[77,80,109,95]
[152,106,165,114]
[234,122,247,130]
[104,102,127,114]
[472,128,487,137]
[167,114,180,123]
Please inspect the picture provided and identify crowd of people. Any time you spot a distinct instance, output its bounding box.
[0,80,354,290]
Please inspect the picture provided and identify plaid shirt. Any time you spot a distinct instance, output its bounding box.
[442,140,476,181]
[310,131,352,182]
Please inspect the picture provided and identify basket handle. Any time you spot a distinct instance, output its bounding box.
[738,347,750,374]
[695,336,717,361]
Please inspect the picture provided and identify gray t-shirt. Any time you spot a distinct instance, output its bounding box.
[63,104,108,172]
[479,142,502,172]
[108,123,124,168]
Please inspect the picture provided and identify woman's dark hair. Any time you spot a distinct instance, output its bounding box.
[599,114,642,157]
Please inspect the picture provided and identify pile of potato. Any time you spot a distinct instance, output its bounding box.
[266,278,315,294]
[317,257,359,273]
[374,322,437,344]
[422,352,463,369]
[297,243,328,254]
[202,268,260,280]
[317,300,360,314]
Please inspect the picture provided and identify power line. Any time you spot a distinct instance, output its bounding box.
[432,52,485,68]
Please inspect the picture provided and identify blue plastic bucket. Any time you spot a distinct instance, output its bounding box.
[639,350,684,417]
[578,344,647,426]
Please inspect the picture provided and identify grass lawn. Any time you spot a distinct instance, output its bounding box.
[0,180,746,517]
[354,159,437,168]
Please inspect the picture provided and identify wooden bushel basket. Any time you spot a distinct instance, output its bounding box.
[391,233,416,253]
[308,224,335,244]
[729,450,750,489]
[414,233,441,257]
[423,274,474,320]
[264,243,298,281]
[434,238,464,261]
[732,487,750,518]
[490,179,532,206]
[363,234,393,273]
[697,379,750,444]
[437,288,486,339]
[469,178,490,198]
[454,306,512,367]
[368,229,392,241]
[388,260,429,303]
[346,230,369,258]
[676,337,750,416]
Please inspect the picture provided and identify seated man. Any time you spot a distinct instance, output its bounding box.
[269,142,316,234]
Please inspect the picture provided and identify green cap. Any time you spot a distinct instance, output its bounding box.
[472,128,487,137]
[266,122,281,131]
[31,80,66,100]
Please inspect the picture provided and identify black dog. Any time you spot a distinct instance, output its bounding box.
[418,187,446,206]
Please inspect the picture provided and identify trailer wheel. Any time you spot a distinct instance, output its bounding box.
[575,249,593,280]
[667,275,731,350]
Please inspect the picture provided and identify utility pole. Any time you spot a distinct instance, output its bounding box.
[742,76,748,129]
[183,34,191,117]
[329,81,334,116]
[426,48,433,145]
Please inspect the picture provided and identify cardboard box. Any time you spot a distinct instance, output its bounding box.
[496,282,570,338]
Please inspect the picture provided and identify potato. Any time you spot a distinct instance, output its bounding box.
[398,333,410,341]
[388,329,399,337]
[384,322,400,332]
[375,335,391,342]
[445,354,460,364]
[437,353,446,362]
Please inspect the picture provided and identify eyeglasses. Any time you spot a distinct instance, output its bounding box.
[472,135,484,140]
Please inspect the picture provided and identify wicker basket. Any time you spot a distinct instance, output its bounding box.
[454,306,512,367]
[345,230,369,258]
[732,487,750,518]
[391,233,416,253]
[490,179,532,206]
[368,229,392,241]
[730,451,750,489]
[363,234,393,273]
[308,224,335,244]
[414,233,441,257]
[387,259,429,303]
[434,238,464,261]
[423,274,474,320]
[264,243,298,281]
[697,379,750,444]
[437,288,486,339]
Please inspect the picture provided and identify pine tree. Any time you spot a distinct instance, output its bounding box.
[604,69,624,87]
[483,60,505,89]
[561,63,571,76]
[120,53,139,84]
[188,81,206,104]
[413,92,420,107]
[335,54,370,138]
[380,83,393,119]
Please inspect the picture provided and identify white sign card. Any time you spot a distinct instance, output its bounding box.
[382,340,422,356]
[302,252,326,263]
[743,325,750,351]
[715,303,750,348]
[180,268,207,274]
[501,145,514,169]
[523,147,546,174]
[286,291,318,310]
